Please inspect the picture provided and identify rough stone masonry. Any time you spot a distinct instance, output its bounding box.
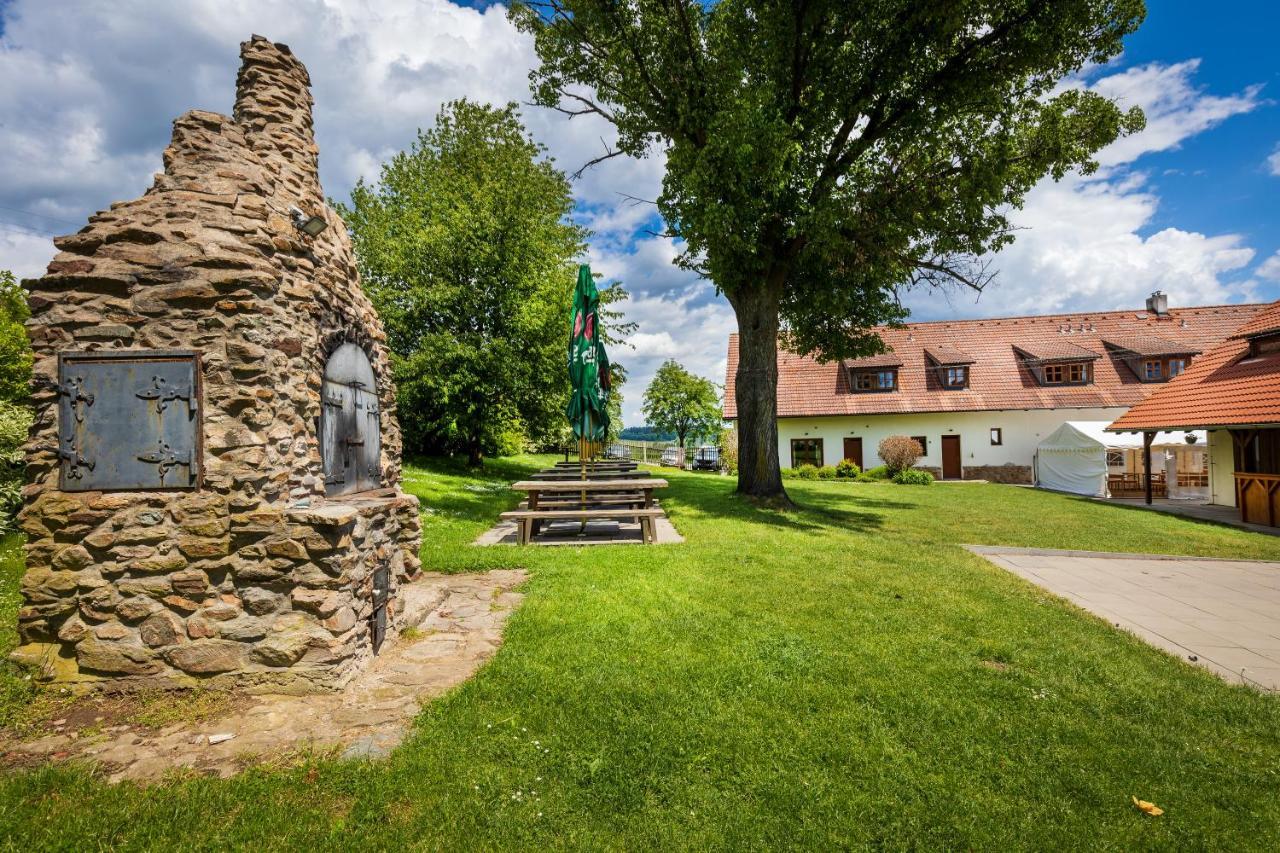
[12,36,422,692]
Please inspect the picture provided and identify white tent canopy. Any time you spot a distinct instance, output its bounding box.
[1035,421,1207,497]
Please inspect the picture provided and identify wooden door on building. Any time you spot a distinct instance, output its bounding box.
[843,437,863,470]
[941,435,962,480]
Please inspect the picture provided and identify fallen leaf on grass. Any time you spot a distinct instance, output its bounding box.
[1132,796,1164,816]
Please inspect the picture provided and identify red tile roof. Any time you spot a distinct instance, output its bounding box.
[844,352,904,369]
[1232,306,1280,340]
[1101,334,1201,357]
[1109,301,1280,431]
[723,302,1264,419]
[924,345,975,365]
[1011,340,1101,362]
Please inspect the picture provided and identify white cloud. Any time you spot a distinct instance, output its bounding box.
[906,59,1265,321]
[590,236,733,425]
[1258,252,1280,282]
[0,0,658,272]
[0,5,1267,427]
[1268,144,1280,177]
[1085,60,1262,167]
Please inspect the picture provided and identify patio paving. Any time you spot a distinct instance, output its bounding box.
[967,545,1280,691]
[1096,497,1280,537]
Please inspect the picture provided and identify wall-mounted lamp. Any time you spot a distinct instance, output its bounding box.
[289,206,327,237]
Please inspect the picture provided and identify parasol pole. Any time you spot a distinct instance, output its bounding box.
[580,410,590,533]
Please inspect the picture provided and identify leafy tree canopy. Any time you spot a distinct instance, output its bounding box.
[641,360,722,449]
[512,0,1146,496]
[0,270,33,405]
[338,100,592,464]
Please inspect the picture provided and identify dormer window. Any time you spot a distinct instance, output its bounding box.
[853,369,897,392]
[1043,362,1093,385]
[1013,342,1099,386]
[925,346,975,391]
[1102,336,1199,383]
[843,353,903,393]
[1247,332,1280,358]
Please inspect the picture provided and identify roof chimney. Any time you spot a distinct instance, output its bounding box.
[1145,291,1169,316]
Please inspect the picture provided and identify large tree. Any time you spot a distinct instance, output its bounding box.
[0,270,32,404]
[511,0,1146,498]
[642,360,722,451]
[340,100,588,465]
[0,270,32,531]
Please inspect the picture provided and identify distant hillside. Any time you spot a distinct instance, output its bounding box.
[618,426,676,442]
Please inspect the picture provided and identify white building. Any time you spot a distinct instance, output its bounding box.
[723,295,1262,482]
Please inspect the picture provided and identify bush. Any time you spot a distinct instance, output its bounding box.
[0,401,30,534]
[878,435,924,473]
[816,465,838,480]
[779,467,797,479]
[856,465,890,482]
[794,464,819,480]
[835,459,860,478]
[892,468,934,486]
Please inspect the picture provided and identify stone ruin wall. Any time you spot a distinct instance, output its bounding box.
[12,36,421,692]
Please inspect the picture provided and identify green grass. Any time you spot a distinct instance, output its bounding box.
[2,455,1280,849]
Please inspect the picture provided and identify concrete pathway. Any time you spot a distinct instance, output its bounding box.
[1098,497,1280,537]
[2,570,526,783]
[968,546,1280,691]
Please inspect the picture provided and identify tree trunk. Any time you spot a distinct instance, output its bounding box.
[729,285,787,500]
[467,435,484,467]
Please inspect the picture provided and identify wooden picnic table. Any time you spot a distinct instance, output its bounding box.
[509,477,669,543]
[530,470,651,481]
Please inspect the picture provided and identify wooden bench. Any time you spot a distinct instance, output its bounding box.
[500,507,665,545]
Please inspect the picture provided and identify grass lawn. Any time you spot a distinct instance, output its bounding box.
[2,455,1280,849]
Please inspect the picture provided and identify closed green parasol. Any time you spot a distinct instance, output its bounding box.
[565,264,611,460]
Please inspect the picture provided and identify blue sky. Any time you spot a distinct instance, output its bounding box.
[1115,0,1278,273]
[0,1,1277,427]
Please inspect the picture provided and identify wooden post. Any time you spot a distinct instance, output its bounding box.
[1143,431,1155,505]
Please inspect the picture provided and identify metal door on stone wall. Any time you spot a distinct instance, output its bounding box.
[58,351,201,491]
[321,343,382,496]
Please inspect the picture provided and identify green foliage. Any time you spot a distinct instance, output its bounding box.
[879,435,925,474]
[892,468,935,486]
[512,0,1147,494]
[778,467,796,479]
[337,101,590,464]
[0,272,31,406]
[0,401,30,534]
[619,425,675,442]
[857,465,891,482]
[641,360,722,449]
[816,465,838,480]
[716,426,738,475]
[793,464,819,480]
[835,459,860,479]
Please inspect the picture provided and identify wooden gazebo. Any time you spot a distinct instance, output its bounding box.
[1109,301,1280,525]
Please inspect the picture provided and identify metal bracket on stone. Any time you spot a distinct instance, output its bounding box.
[322,393,344,409]
[138,440,193,485]
[136,375,194,415]
[56,375,95,422]
[58,440,95,479]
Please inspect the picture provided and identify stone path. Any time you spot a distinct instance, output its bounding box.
[968,545,1280,690]
[3,570,526,783]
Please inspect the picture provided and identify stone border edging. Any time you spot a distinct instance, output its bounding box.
[962,544,1280,565]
